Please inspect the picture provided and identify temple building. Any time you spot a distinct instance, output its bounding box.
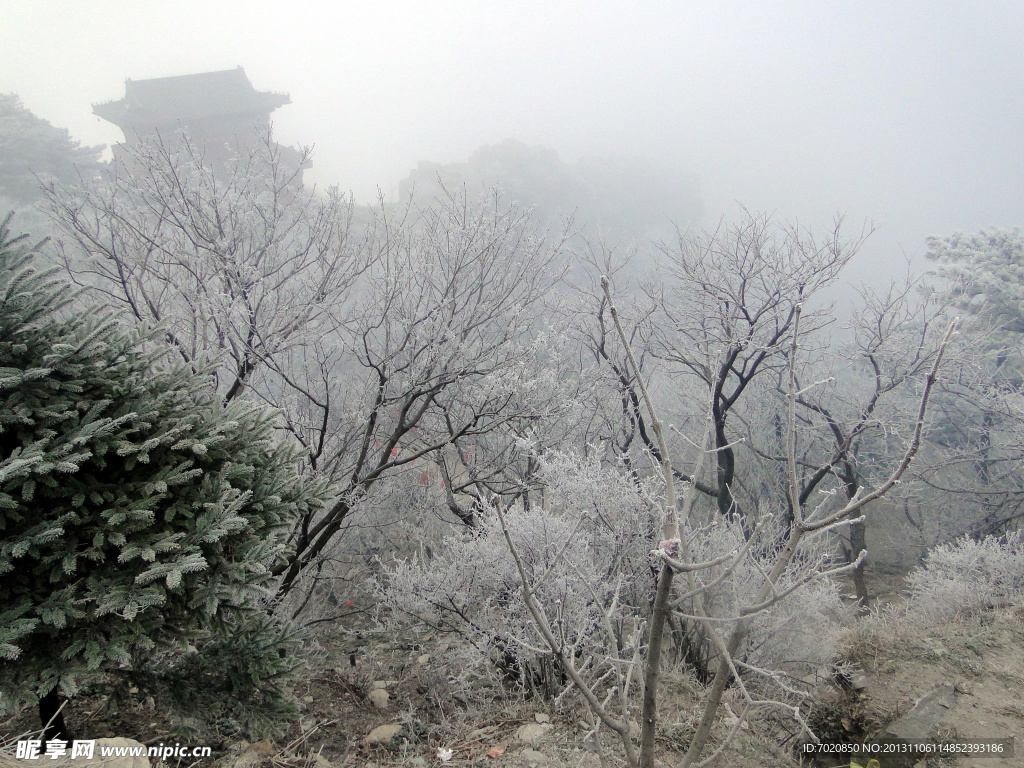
[93,67,302,170]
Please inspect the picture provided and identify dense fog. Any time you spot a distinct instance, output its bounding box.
[5,1,1023,287]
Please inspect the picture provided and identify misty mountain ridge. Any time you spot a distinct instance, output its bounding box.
[399,138,702,241]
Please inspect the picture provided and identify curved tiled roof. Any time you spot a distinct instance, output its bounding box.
[93,67,290,129]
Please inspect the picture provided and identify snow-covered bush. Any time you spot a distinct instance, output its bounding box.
[373,450,657,696]
[674,514,851,680]
[907,531,1024,618]
[375,505,605,695]
[375,448,853,700]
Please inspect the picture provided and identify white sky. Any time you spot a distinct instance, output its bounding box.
[5,1,1023,285]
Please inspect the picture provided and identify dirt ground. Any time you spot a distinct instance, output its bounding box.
[823,602,1024,768]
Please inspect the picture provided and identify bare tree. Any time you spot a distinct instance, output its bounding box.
[559,241,718,499]
[600,274,956,767]
[765,271,954,606]
[486,215,952,768]
[43,137,573,601]
[43,130,362,404]
[272,191,573,597]
[647,211,868,519]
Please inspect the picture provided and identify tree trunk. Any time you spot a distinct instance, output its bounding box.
[841,469,870,613]
[39,687,72,743]
[714,417,736,517]
[850,518,870,612]
[639,563,674,768]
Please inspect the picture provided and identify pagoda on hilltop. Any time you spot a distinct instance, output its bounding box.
[93,67,302,170]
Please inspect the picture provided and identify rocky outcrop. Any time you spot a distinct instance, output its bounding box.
[871,685,957,767]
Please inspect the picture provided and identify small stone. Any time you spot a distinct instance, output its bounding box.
[365,723,402,745]
[303,695,315,703]
[515,723,553,746]
[417,653,431,664]
[534,713,550,724]
[368,688,390,710]
[372,680,388,689]
[520,748,548,765]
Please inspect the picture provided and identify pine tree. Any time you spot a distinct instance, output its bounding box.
[0,94,104,204]
[0,213,325,737]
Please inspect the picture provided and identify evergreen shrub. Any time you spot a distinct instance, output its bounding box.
[0,214,324,735]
